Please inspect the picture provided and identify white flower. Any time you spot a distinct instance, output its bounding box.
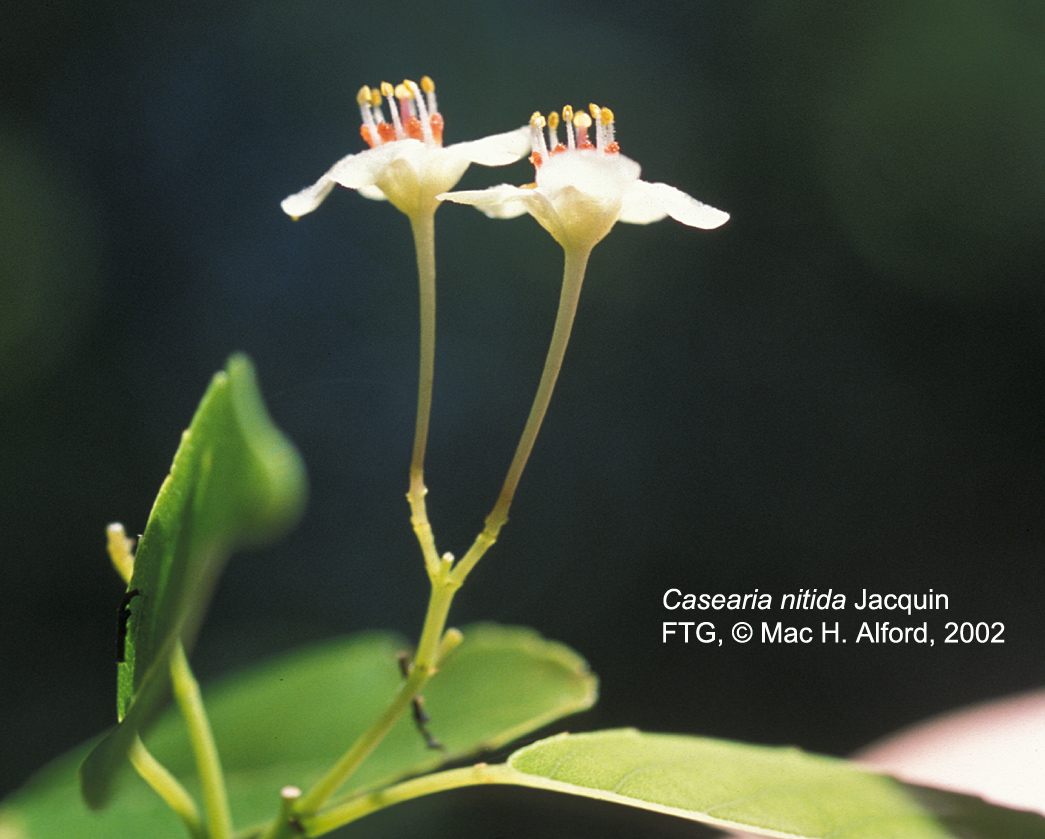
[438,105,729,251]
[281,77,530,221]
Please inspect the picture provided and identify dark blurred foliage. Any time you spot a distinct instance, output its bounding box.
[2,0,1044,835]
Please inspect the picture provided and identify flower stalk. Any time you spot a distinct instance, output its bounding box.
[450,242,592,585]
[280,76,529,577]
[273,74,526,827]
[406,208,441,577]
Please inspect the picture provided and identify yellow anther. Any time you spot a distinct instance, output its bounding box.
[573,110,592,129]
[547,111,559,129]
[370,88,383,107]
[600,106,614,124]
[421,75,435,93]
[529,111,545,127]
[562,104,574,123]
[357,86,371,106]
[381,81,394,99]
[589,103,601,120]
[395,82,411,100]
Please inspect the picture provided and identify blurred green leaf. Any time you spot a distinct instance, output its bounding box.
[2,625,596,838]
[503,729,1045,838]
[79,354,307,810]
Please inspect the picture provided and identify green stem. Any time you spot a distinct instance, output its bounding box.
[293,665,429,815]
[129,735,206,839]
[450,243,593,585]
[171,642,233,839]
[405,209,441,579]
[258,210,460,839]
[304,763,519,836]
[257,560,462,839]
[257,232,594,839]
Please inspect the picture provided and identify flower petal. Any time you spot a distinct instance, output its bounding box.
[357,183,388,202]
[281,144,404,217]
[324,142,406,189]
[536,151,640,204]
[437,184,534,219]
[447,126,531,167]
[281,176,338,219]
[620,180,730,229]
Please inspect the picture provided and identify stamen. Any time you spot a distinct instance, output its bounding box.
[529,111,547,167]
[573,110,593,150]
[562,105,575,149]
[370,86,397,145]
[381,81,405,140]
[394,82,422,140]
[358,86,379,148]
[394,83,414,113]
[405,79,435,145]
[546,110,563,153]
[599,106,618,154]
[369,87,396,145]
[589,103,603,150]
[420,76,438,116]
[419,75,443,144]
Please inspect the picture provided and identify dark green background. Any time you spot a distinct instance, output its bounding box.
[3,1,1044,835]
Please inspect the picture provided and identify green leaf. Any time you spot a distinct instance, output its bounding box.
[2,625,596,838]
[79,354,307,810]
[501,729,1045,838]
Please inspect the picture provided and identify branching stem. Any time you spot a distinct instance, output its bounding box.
[257,231,595,839]
[258,559,462,839]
